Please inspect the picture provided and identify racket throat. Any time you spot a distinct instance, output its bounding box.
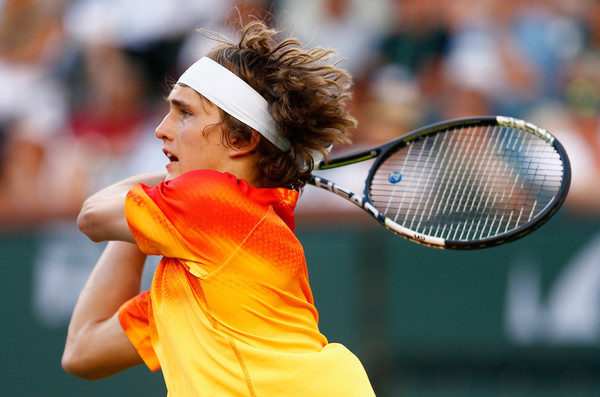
[312,176,365,208]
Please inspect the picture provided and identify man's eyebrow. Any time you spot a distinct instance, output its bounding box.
[166,97,193,110]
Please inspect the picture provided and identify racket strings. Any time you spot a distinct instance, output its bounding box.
[369,125,564,242]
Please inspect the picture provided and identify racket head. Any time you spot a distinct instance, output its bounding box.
[363,116,571,249]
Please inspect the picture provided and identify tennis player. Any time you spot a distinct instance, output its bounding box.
[62,20,375,396]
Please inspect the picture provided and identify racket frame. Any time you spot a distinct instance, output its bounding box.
[309,116,571,249]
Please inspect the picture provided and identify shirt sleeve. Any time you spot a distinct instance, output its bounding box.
[118,290,161,372]
[124,170,271,278]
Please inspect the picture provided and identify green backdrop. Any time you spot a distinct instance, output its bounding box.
[2,212,599,396]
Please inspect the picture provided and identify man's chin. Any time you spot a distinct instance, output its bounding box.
[165,163,180,180]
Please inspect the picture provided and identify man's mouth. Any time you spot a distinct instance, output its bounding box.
[164,149,179,163]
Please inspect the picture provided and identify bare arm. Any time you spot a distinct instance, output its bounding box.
[62,241,148,380]
[77,171,166,243]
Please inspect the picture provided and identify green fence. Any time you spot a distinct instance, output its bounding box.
[2,212,599,396]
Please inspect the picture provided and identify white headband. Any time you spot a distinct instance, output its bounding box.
[177,57,290,152]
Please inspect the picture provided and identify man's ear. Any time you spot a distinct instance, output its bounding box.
[229,130,260,158]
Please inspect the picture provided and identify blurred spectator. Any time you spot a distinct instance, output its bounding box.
[0,0,73,228]
[440,0,534,118]
[526,51,600,214]
[376,0,448,79]
[564,52,600,213]
[0,0,229,229]
[355,65,424,146]
[177,0,274,74]
[62,0,223,49]
[0,0,599,256]
[275,0,391,77]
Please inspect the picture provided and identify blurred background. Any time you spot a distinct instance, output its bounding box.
[1,0,599,395]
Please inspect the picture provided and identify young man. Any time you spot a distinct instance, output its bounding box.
[62,20,375,396]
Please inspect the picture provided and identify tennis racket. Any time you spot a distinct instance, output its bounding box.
[308,116,571,249]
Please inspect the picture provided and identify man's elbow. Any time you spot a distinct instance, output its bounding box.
[77,202,104,243]
[77,199,133,243]
[61,348,106,380]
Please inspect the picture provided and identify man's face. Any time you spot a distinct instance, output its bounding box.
[155,84,230,180]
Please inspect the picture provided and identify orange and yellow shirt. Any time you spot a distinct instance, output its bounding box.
[118,170,374,396]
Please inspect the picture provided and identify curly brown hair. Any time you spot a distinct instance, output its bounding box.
[202,20,357,189]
